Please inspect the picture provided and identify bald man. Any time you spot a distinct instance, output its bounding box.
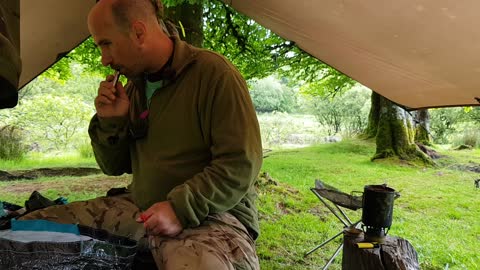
[20,0,262,269]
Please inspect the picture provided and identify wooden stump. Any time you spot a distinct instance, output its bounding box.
[342,229,419,270]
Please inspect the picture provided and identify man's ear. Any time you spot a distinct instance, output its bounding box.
[131,21,146,44]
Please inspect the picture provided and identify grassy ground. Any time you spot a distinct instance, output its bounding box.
[257,140,479,270]
[0,152,97,171]
[1,139,479,269]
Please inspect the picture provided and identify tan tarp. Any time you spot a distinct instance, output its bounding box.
[19,0,96,88]
[222,0,480,110]
[16,0,480,109]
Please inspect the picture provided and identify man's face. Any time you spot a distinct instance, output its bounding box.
[88,13,143,77]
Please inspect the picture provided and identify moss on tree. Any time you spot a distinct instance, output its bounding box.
[370,96,433,165]
[363,92,381,139]
[414,109,432,146]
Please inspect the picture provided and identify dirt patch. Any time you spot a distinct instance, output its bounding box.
[0,167,102,181]
[450,163,480,173]
[276,202,291,215]
[2,175,131,194]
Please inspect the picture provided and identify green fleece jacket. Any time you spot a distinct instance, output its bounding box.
[88,38,263,239]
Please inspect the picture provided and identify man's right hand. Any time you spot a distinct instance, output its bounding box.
[94,74,130,118]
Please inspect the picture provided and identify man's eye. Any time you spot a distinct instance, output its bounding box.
[98,41,111,48]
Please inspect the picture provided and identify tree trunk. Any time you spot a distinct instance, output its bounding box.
[414,109,431,145]
[364,92,381,139]
[165,3,204,47]
[342,230,420,270]
[371,95,432,164]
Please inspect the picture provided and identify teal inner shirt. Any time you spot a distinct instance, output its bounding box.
[145,79,164,107]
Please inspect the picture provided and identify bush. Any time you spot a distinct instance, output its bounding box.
[429,108,464,144]
[306,85,370,136]
[467,106,480,124]
[249,76,298,113]
[77,142,94,158]
[0,126,27,161]
[257,113,323,148]
[452,130,480,148]
[11,94,93,151]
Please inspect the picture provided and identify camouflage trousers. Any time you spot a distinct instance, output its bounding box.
[20,194,259,270]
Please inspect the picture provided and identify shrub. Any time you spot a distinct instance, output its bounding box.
[249,76,298,113]
[10,94,93,151]
[258,112,295,147]
[429,108,464,144]
[452,130,480,148]
[306,85,370,136]
[77,142,94,158]
[0,126,27,161]
[257,113,323,148]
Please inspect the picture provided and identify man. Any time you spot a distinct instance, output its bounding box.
[22,0,263,269]
[0,2,21,109]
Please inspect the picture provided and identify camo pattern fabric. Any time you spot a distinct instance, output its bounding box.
[148,212,260,270]
[19,195,259,270]
[19,194,146,241]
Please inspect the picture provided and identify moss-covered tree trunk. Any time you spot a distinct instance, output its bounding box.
[370,94,432,164]
[165,3,203,47]
[364,92,381,139]
[414,109,431,145]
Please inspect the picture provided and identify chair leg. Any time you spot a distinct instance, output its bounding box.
[322,243,343,270]
[304,230,343,257]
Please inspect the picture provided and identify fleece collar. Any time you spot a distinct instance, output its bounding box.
[130,37,199,89]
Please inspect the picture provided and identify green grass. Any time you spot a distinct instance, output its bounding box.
[258,139,480,270]
[0,152,97,170]
[1,139,479,269]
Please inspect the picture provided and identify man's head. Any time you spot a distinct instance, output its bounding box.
[87,0,172,77]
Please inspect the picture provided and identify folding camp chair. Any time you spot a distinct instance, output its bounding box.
[304,180,363,269]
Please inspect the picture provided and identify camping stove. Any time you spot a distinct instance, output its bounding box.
[361,184,396,243]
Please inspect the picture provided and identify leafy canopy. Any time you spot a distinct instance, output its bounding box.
[40,0,355,98]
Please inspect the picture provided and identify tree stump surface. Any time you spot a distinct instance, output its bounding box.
[342,230,419,270]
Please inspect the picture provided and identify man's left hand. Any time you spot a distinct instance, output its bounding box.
[136,201,183,237]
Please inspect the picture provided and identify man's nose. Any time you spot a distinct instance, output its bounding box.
[101,53,112,67]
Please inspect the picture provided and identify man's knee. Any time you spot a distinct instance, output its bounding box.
[151,239,235,270]
[148,216,260,270]
[152,239,259,270]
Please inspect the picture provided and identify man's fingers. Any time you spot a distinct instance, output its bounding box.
[95,95,113,106]
[99,81,116,93]
[115,82,127,98]
[137,202,182,237]
[144,214,173,236]
[105,74,115,82]
[144,217,162,235]
[97,86,116,100]
[100,79,114,91]
[94,74,128,118]
[137,210,153,223]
